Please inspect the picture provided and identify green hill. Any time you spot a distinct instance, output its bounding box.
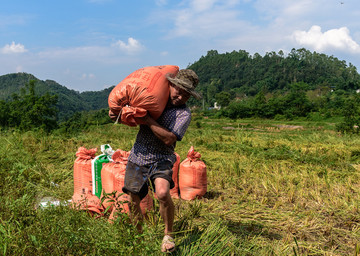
[188,48,360,107]
[0,73,114,120]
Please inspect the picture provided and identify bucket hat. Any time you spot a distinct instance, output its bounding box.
[166,69,202,100]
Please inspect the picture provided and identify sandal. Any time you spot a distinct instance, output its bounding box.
[161,235,175,253]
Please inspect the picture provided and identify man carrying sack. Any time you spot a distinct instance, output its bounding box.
[122,69,201,253]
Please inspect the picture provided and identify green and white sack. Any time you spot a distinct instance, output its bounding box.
[91,144,114,198]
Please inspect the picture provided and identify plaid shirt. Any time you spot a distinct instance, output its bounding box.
[128,104,191,166]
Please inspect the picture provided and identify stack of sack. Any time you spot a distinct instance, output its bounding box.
[71,145,208,218]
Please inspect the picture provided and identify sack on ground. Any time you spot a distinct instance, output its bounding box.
[73,147,97,196]
[71,191,104,216]
[91,144,114,198]
[72,146,109,216]
[101,149,130,214]
[179,146,207,200]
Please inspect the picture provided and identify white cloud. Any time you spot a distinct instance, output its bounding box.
[292,25,360,53]
[112,37,144,54]
[1,42,27,54]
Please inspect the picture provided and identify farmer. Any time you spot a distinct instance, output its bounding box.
[122,69,201,253]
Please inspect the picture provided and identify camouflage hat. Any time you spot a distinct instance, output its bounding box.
[166,69,202,100]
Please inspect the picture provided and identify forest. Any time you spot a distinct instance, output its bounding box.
[188,48,360,133]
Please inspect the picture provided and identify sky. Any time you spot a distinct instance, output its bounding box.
[1,0,360,92]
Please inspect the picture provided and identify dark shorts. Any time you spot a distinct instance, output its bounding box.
[122,160,175,200]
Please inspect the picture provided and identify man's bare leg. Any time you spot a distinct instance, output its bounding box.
[154,178,175,252]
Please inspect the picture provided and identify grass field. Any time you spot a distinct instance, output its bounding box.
[1,116,360,255]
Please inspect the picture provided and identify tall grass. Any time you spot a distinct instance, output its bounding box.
[1,117,360,255]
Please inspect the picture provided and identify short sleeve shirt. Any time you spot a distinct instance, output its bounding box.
[128,104,191,166]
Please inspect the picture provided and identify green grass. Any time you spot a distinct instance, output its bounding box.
[1,117,360,255]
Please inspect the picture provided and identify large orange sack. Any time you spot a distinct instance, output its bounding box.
[101,149,130,213]
[108,65,179,127]
[73,147,97,195]
[179,146,207,200]
[72,147,104,216]
[71,192,104,216]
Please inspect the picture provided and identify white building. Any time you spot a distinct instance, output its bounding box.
[214,102,221,110]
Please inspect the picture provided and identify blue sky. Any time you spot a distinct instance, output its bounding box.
[1,0,360,92]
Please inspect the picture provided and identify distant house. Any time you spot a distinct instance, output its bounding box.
[208,102,221,110]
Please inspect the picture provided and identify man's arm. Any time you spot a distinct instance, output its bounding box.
[138,114,177,146]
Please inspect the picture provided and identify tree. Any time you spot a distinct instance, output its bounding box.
[206,79,221,106]
[0,100,10,127]
[283,82,313,117]
[215,91,231,108]
[223,100,252,119]
[5,80,59,131]
[336,95,360,134]
[252,91,267,117]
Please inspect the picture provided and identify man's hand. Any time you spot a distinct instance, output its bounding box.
[134,112,152,125]
[109,109,120,122]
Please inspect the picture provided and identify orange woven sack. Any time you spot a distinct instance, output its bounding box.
[108,65,179,127]
[101,149,130,213]
[73,147,97,195]
[71,191,104,217]
[170,152,181,199]
[179,146,207,200]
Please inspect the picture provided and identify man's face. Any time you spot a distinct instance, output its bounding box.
[169,84,191,106]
